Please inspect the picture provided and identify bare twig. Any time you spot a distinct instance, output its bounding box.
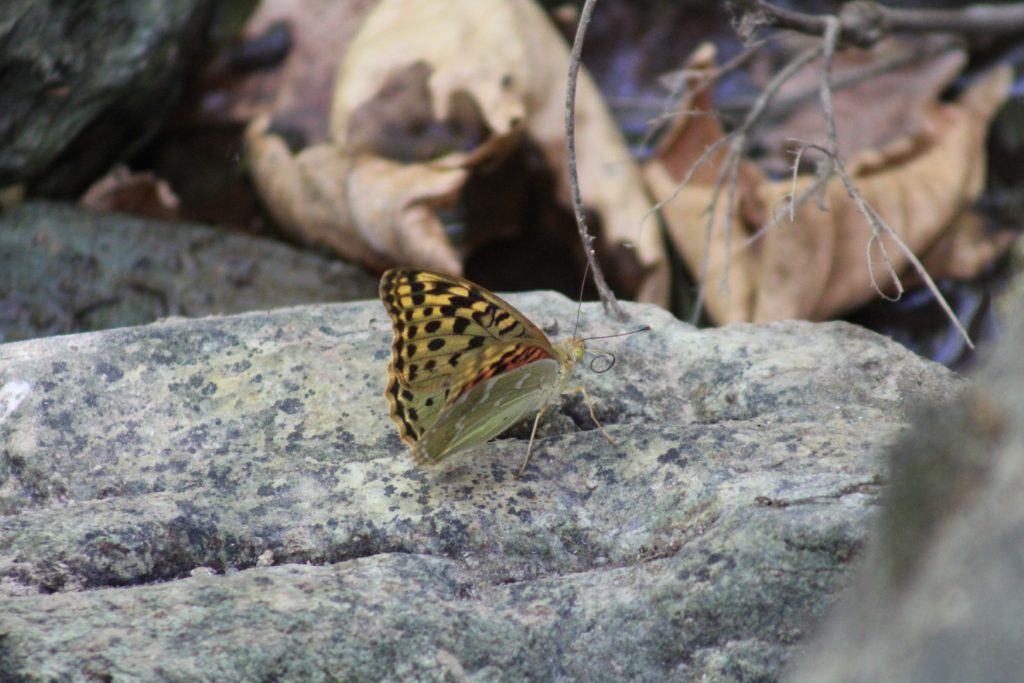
[565,0,626,320]
[866,231,904,302]
[775,14,840,222]
[641,41,766,150]
[646,44,820,322]
[825,147,974,348]
[718,147,742,300]
[734,0,1024,47]
[645,0,988,337]
[717,37,961,126]
[745,28,956,342]
[815,17,840,186]
[760,12,972,346]
[695,135,741,321]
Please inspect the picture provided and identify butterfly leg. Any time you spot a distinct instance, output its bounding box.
[569,385,618,448]
[517,405,550,478]
[517,387,617,476]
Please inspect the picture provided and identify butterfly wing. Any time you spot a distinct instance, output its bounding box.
[380,268,560,450]
[413,355,562,465]
[380,268,556,389]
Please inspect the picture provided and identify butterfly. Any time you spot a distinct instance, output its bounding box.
[379,268,608,472]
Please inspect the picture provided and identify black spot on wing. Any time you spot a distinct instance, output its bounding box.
[448,295,475,310]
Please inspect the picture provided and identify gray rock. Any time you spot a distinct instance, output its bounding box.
[787,302,1024,683]
[0,294,958,681]
[0,0,220,195]
[0,202,378,342]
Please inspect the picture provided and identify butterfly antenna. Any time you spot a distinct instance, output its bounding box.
[572,260,592,341]
[581,325,651,343]
[590,351,616,373]
[582,325,651,372]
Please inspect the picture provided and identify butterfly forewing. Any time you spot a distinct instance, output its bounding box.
[380,268,580,464]
[380,269,555,391]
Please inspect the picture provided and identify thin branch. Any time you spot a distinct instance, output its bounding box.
[641,41,765,150]
[780,14,841,220]
[694,136,741,323]
[717,37,961,126]
[652,0,986,339]
[565,0,626,320]
[745,13,966,348]
[866,231,904,302]
[719,151,741,299]
[747,18,839,242]
[803,143,975,348]
[645,44,820,322]
[733,0,1024,47]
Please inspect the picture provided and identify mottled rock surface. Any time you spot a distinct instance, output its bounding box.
[788,303,1024,683]
[0,294,959,681]
[0,202,377,342]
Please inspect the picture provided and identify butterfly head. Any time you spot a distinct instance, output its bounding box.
[554,337,586,370]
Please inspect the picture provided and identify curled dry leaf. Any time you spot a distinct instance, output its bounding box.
[79,165,181,221]
[645,43,1014,324]
[246,0,664,302]
[246,115,467,273]
[793,65,1015,321]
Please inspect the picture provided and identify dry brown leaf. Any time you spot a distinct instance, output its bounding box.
[345,154,468,274]
[917,212,1018,283]
[246,0,663,300]
[644,44,766,323]
[645,43,1013,324]
[79,165,181,221]
[225,0,377,144]
[755,36,967,175]
[761,64,1014,322]
[246,115,468,273]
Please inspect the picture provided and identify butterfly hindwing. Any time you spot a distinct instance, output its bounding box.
[384,372,445,447]
[413,356,562,465]
[382,339,552,447]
